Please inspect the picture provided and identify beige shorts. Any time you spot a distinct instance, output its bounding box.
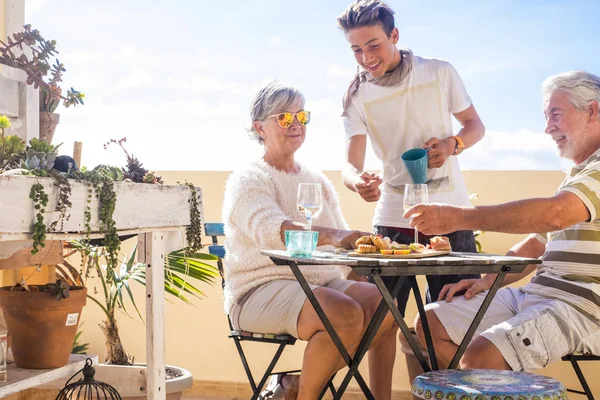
[229,279,357,338]
[428,287,600,371]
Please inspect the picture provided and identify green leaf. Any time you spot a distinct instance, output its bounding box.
[123,281,143,320]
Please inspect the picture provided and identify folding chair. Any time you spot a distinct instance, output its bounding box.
[561,353,600,400]
[204,223,336,400]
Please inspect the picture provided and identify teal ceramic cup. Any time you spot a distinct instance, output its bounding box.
[401,148,429,184]
[285,230,319,257]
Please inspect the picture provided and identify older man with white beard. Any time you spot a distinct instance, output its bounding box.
[404,70,600,372]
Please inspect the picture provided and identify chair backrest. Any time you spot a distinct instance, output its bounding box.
[204,222,234,330]
[204,222,226,275]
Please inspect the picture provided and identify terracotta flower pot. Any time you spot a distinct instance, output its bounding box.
[39,112,60,143]
[0,285,86,369]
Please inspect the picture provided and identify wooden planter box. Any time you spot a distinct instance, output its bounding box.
[0,175,201,241]
[0,175,203,400]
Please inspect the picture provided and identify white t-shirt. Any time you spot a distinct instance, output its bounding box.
[343,55,472,228]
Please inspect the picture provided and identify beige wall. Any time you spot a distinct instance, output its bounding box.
[74,169,599,396]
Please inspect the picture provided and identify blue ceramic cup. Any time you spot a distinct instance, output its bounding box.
[285,230,319,257]
[401,148,429,184]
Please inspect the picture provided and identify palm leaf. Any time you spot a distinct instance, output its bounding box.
[123,280,143,320]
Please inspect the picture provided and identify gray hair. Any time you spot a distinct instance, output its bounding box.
[337,0,396,37]
[542,70,600,120]
[247,80,305,144]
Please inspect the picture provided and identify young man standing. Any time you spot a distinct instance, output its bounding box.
[337,0,486,372]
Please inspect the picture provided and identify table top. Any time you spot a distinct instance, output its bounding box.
[261,250,542,276]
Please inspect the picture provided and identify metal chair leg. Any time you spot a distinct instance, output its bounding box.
[568,358,595,400]
[233,337,259,396]
[252,343,288,400]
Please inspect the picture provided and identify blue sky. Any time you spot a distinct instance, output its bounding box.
[25,0,598,171]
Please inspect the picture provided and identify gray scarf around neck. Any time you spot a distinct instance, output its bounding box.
[342,49,414,116]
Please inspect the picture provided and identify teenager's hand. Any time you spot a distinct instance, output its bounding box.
[353,171,383,202]
[423,137,455,169]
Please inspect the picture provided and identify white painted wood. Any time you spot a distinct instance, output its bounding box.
[0,226,187,242]
[145,232,168,400]
[0,354,98,398]
[19,81,39,142]
[38,363,193,397]
[2,0,26,83]
[2,0,37,141]
[0,78,19,117]
[0,176,196,238]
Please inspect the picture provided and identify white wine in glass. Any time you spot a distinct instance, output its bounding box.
[403,184,429,244]
[297,183,323,232]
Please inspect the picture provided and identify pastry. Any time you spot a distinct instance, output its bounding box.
[357,244,377,254]
[355,235,374,247]
[430,236,452,251]
[371,235,390,250]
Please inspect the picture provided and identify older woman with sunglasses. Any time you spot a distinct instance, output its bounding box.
[222,80,396,400]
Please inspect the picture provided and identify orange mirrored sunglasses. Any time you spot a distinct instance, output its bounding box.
[267,111,311,128]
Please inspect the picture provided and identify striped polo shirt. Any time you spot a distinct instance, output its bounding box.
[521,151,600,321]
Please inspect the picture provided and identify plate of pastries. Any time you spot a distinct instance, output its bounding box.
[347,235,451,258]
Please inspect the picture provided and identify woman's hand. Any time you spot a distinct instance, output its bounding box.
[423,137,455,169]
[324,229,370,250]
[438,278,492,302]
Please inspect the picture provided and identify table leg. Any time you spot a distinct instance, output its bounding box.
[372,275,431,372]
[286,261,373,400]
[335,275,406,397]
[410,276,439,370]
[448,270,507,369]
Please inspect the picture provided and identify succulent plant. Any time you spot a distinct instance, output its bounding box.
[45,278,70,301]
[0,25,84,111]
[21,148,57,171]
[93,164,124,181]
[0,135,26,170]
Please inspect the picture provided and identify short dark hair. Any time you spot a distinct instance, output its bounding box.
[337,0,396,37]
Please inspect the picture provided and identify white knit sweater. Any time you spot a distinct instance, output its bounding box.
[222,159,352,313]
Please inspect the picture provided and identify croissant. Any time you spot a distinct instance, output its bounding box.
[357,244,377,254]
[355,235,374,247]
[371,235,390,250]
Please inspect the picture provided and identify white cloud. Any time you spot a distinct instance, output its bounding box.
[327,64,355,80]
[326,64,355,89]
[111,68,153,91]
[62,52,104,65]
[190,77,246,94]
[461,129,572,170]
[462,57,545,78]
[113,46,144,63]
[25,0,47,13]
[268,36,283,46]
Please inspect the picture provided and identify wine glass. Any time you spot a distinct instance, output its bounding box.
[403,184,429,244]
[297,183,323,232]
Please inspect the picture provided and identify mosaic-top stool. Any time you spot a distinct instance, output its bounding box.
[412,370,567,400]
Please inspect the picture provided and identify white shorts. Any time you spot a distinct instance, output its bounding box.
[427,287,600,371]
[229,279,357,339]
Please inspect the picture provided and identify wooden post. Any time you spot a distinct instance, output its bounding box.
[73,141,82,169]
[144,232,166,400]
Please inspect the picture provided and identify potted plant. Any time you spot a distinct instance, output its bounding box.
[57,238,218,399]
[0,278,87,369]
[0,24,84,143]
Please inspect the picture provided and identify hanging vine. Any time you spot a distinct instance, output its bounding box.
[180,181,203,255]
[29,182,48,255]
